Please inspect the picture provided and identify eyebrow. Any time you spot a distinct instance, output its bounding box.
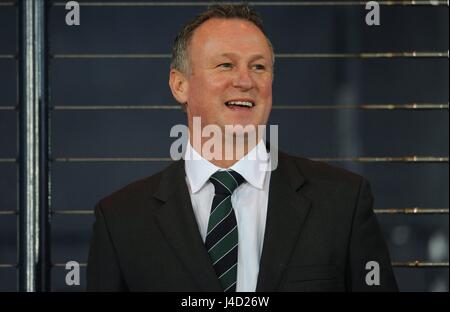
[219,52,267,62]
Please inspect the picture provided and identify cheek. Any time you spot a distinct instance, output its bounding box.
[187,76,231,120]
[207,74,232,92]
[258,78,273,101]
[189,75,230,101]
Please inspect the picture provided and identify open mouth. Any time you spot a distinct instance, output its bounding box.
[224,100,255,109]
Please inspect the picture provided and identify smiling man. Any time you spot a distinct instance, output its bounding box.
[169,10,273,168]
[87,4,398,292]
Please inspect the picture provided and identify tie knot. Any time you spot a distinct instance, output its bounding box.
[209,169,245,196]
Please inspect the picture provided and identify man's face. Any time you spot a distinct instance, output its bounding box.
[182,18,273,133]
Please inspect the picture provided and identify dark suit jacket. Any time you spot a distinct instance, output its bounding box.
[87,150,398,291]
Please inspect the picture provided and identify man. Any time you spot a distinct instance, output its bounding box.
[87,4,398,292]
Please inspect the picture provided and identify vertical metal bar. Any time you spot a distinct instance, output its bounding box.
[38,0,51,292]
[19,0,44,292]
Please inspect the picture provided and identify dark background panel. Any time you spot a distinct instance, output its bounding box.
[0,59,17,107]
[0,268,17,292]
[0,111,17,158]
[49,58,178,106]
[360,59,448,104]
[0,215,17,264]
[272,58,449,105]
[51,110,187,157]
[0,5,16,54]
[0,163,17,211]
[51,161,169,211]
[272,58,339,106]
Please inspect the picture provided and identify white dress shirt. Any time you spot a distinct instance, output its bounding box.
[184,140,271,292]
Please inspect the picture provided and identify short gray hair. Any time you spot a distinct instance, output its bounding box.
[170,4,274,75]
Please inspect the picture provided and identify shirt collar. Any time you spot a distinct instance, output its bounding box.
[184,139,270,193]
[184,142,220,193]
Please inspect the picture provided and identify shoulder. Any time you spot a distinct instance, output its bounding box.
[278,151,367,192]
[278,151,373,221]
[95,160,181,216]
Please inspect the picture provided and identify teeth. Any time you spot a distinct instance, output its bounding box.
[226,101,254,107]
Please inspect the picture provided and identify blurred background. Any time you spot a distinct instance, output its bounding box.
[0,0,448,291]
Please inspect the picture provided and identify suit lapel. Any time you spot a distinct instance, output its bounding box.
[256,152,312,291]
[153,160,222,291]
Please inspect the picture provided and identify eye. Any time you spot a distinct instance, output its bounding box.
[252,64,266,71]
[217,63,233,69]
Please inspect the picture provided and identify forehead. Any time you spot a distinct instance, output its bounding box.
[189,18,271,58]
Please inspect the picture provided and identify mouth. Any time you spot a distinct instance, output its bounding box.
[224,100,255,111]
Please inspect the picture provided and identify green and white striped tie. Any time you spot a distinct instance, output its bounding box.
[205,169,245,292]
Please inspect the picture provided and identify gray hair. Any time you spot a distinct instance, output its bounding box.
[170,4,275,75]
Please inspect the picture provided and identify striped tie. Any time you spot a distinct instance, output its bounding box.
[205,169,245,292]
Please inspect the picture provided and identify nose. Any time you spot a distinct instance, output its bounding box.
[232,67,254,90]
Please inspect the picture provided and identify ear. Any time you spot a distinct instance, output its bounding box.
[168,69,189,105]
